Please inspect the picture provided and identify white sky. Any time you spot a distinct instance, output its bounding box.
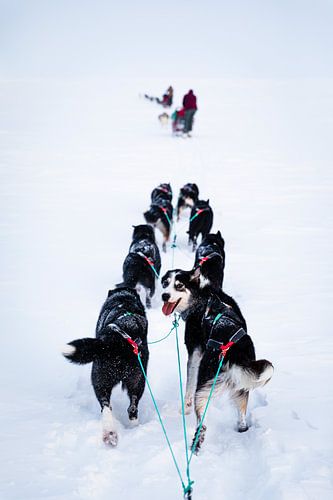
[1,0,333,79]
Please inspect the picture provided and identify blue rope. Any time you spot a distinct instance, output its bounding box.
[137,353,187,494]
[174,314,194,496]
[147,322,176,345]
[188,354,225,464]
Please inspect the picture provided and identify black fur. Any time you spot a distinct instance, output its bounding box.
[188,199,213,251]
[194,230,225,290]
[177,183,199,219]
[161,268,273,453]
[118,224,161,308]
[144,184,173,252]
[63,288,149,443]
[151,183,172,202]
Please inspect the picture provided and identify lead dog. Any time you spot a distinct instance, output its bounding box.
[118,224,161,308]
[176,183,199,220]
[161,268,273,454]
[63,288,149,446]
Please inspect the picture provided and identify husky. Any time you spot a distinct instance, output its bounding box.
[144,183,173,252]
[161,267,273,454]
[188,199,213,251]
[62,288,149,447]
[118,224,161,308]
[158,112,169,127]
[194,230,225,290]
[176,183,199,220]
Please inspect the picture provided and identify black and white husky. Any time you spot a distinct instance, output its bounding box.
[188,199,213,251]
[144,183,173,252]
[194,230,225,290]
[63,288,149,446]
[176,183,199,220]
[161,268,273,454]
[118,224,161,308]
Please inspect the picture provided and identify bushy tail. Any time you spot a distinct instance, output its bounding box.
[62,338,106,364]
[231,360,274,390]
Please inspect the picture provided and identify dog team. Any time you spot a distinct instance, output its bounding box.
[63,182,273,453]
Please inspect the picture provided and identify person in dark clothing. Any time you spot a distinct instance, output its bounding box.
[182,89,197,136]
[145,86,173,107]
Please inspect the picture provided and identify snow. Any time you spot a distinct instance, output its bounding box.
[0,77,332,500]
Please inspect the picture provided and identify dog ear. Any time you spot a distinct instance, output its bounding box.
[132,225,137,228]
[206,199,210,204]
[190,266,201,283]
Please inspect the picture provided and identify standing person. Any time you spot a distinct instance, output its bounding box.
[182,89,197,137]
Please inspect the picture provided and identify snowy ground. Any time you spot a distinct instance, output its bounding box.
[0,77,332,500]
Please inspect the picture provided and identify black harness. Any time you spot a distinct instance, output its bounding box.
[203,298,247,357]
[106,311,143,355]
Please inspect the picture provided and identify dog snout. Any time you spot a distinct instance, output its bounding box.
[162,293,170,302]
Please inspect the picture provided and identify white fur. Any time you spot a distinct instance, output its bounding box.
[102,407,118,446]
[184,348,203,413]
[199,275,210,288]
[194,363,274,413]
[228,363,274,390]
[62,344,76,356]
[162,271,191,313]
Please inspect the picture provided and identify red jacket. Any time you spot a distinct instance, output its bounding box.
[183,90,197,110]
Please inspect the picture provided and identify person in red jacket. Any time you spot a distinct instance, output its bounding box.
[182,89,197,136]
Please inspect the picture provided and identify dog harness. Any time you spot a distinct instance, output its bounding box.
[204,299,247,358]
[190,207,211,222]
[150,202,172,226]
[197,251,222,267]
[136,251,160,278]
[157,185,172,196]
[106,312,142,355]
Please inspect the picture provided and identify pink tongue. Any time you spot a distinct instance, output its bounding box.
[162,301,177,316]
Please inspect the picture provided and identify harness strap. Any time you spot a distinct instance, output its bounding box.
[198,251,222,267]
[206,327,247,358]
[107,322,142,356]
[190,207,210,222]
[136,251,160,278]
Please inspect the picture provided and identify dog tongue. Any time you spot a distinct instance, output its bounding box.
[162,301,177,316]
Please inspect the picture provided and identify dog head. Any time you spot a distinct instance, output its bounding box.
[132,224,155,242]
[161,267,201,316]
[197,231,225,258]
[180,183,199,201]
[143,206,161,225]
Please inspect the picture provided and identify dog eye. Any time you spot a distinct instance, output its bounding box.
[162,281,169,288]
[175,283,185,291]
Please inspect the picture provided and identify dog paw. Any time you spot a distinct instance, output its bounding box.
[237,424,249,433]
[192,424,207,455]
[128,405,138,421]
[103,430,118,446]
[128,417,139,427]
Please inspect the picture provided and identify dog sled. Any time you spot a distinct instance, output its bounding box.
[171,108,185,135]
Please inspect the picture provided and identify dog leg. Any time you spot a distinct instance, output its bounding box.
[182,348,203,414]
[145,288,152,309]
[92,364,118,445]
[101,406,118,446]
[192,381,214,454]
[192,396,207,455]
[232,389,249,432]
[125,372,146,424]
[192,235,197,252]
[127,395,139,422]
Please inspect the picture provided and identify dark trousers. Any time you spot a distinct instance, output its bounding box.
[184,109,196,133]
